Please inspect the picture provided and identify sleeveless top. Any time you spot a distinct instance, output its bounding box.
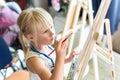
[25,46,56,80]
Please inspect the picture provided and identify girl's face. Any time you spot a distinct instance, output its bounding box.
[37,26,55,46]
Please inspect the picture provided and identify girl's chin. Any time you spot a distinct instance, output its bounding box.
[51,40,55,44]
[48,39,55,45]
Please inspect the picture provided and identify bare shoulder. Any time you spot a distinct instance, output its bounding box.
[26,56,46,73]
[26,56,51,79]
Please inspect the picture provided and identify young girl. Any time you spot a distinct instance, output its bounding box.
[17,8,78,80]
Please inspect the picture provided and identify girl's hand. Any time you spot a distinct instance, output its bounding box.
[65,47,80,63]
[55,38,68,60]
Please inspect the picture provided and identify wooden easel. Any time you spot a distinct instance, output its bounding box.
[59,0,94,78]
[93,19,115,80]
[58,0,115,79]
[66,0,115,80]
[62,0,93,57]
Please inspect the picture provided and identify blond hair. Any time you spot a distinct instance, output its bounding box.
[17,8,53,53]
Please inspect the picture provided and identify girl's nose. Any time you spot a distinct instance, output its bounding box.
[49,28,55,36]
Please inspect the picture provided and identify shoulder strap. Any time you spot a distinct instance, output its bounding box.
[30,46,54,67]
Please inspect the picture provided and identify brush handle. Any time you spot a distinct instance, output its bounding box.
[48,32,73,56]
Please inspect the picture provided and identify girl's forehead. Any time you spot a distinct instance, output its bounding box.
[32,14,53,32]
[36,23,50,32]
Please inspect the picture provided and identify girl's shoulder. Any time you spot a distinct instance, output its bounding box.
[25,50,39,62]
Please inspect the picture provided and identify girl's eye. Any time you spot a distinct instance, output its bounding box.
[43,30,48,33]
[43,26,53,33]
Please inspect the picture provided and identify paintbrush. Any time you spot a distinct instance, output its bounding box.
[48,32,73,56]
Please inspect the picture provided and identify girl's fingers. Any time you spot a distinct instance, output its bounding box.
[55,38,68,56]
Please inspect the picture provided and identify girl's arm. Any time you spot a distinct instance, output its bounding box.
[26,38,68,80]
[51,38,68,80]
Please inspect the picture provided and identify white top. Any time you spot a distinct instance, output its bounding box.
[25,46,56,80]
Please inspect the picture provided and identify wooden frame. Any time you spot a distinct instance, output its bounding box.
[66,0,115,80]
[58,0,115,79]
[62,0,115,80]
[60,0,94,79]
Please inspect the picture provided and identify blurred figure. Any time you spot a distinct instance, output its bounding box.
[0,0,21,49]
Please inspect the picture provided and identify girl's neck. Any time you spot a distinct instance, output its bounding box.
[38,45,47,50]
[31,43,52,55]
[38,45,51,55]
[31,42,48,51]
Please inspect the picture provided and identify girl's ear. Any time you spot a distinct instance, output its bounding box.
[26,34,34,42]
